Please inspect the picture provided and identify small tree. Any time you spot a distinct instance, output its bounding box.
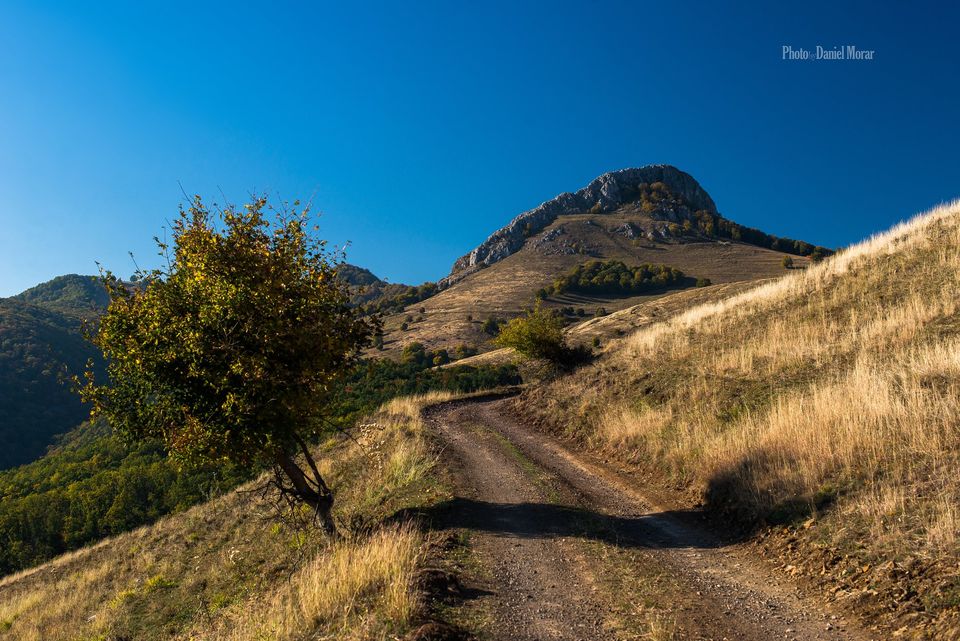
[782,256,794,270]
[77,197,376,535]
[494,304,567,363]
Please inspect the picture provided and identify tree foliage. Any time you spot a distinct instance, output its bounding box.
[545,260,685,297]
[494,304,587,367]
[0,421,250,575]
[78,197,376,533]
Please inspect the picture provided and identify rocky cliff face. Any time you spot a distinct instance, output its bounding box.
[442,165,716,286]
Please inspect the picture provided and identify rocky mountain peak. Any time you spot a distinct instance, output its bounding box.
[442,165,716,286]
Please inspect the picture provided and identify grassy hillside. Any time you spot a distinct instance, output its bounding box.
[0,393,456,641]
[519,200,960,637]
[377,207,816,357]
[0,355,517,577]
[0,421,251,575]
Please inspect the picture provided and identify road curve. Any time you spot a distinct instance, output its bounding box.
[423,397,871,641]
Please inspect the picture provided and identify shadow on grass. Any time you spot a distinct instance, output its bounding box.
[703,450,841,533]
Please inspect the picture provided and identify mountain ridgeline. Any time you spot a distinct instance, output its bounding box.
[372,165,831,358]
[443,165,830,286]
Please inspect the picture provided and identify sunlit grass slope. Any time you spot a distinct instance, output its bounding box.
[523,201,960,636]
[0,392,454,641]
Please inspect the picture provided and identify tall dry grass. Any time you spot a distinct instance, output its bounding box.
[0,394,450,641]
[528,200,960,562]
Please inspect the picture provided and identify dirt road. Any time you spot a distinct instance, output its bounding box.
[423,397,871,641]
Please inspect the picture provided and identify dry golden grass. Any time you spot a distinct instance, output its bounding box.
[0,394,451,641]
[524,200,960,594]
[377,206,805,357]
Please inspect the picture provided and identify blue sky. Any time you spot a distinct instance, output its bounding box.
[1,1,958,296]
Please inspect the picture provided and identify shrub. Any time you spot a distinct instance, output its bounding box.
[695,277,712,287]
[495,304,590,368]
[400,342,427,366]
[482,317,503,336]
[495,304,565,362]
[782,256,794,270]
[454,344,478,360]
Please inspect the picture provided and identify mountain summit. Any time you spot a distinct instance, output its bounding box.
[373,165,828,356]
[445,165,716,282]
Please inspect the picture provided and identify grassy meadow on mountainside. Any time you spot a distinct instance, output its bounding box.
[375,182,821,358]
[0,392,457,641]
[519,200,960,635]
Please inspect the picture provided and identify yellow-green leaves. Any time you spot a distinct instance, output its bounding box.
[78,196,376,469]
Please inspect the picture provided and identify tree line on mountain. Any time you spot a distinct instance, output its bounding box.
[0,423,251,574]
[626,181,830,259]
[360,282,439,315]
[537,260,687,299]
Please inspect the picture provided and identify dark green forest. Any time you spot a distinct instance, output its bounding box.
[543,260,687,298]
[0,296,102,469]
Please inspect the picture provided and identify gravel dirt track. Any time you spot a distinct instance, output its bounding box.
[423,397,872,641]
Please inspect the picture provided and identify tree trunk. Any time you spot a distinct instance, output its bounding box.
[275,451,338,537]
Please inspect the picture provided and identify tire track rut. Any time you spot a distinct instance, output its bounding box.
[424,398,872,641]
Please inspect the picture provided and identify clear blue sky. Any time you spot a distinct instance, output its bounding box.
[1,1,958,296]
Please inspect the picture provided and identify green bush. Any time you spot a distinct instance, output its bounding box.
[482,317,503,336]
[454,344,478,360]
[495,304,590,368]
